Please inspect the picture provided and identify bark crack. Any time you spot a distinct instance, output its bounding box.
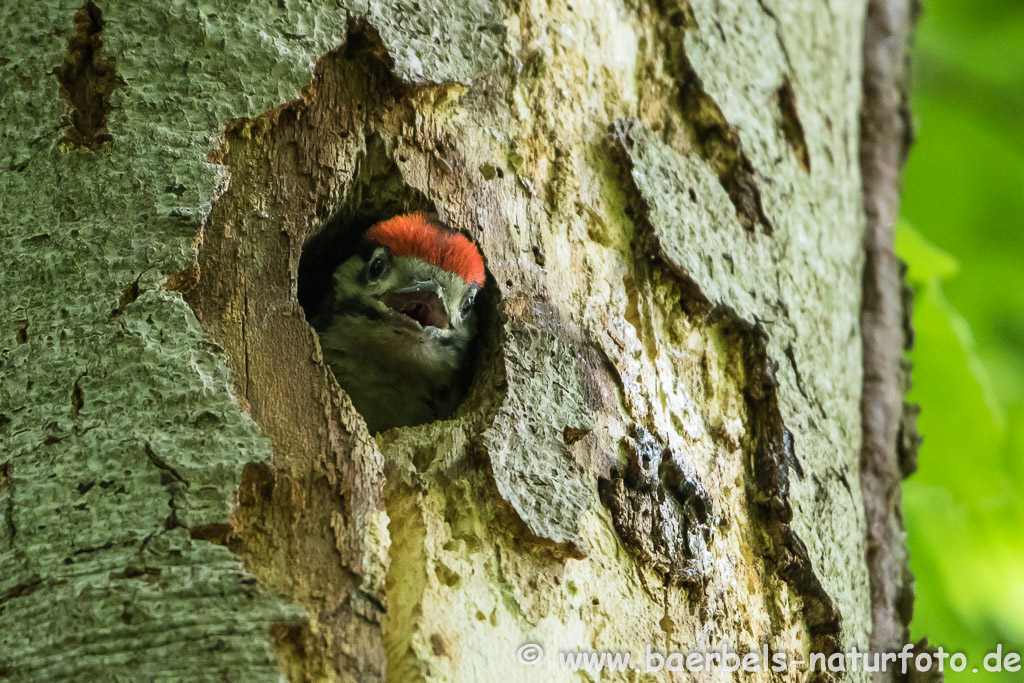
[144,442,188,531]
[754,0,796,76]
[54,1,124,151]
[241,275,251,401]
[776,78,810,173]
[0,462,14,545]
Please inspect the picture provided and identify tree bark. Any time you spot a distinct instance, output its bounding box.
[0,0,919,681]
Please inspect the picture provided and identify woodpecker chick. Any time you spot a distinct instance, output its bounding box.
[316,213,485,433]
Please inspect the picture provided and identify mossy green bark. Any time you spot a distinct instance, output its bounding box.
[1,0,885,680]
[0,0,497,678]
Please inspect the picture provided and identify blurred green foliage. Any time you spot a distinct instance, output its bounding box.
[898,0,1024,678]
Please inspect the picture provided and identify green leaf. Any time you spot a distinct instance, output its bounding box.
[896,220,959,284]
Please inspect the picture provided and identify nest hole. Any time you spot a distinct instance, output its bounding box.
[297,136,499,433]
[297,136,431,321]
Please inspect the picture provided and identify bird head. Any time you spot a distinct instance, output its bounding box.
[328,213,485,345]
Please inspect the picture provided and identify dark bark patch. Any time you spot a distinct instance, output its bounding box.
[479,163,501,180]
[54,2,124,151]
[190,523,231,545]
[598,425,714,587]
[776,78,810,173]
[236,461,276,508]
[433,562,460,588]
[898,402,922,477]
[109,566,161,582]
[109,279,140,319]
[0,575,41,604]
[70,376,84,416]
[562,426,590,446]
[268,621,308,664]
[163,263,200,294]
[429,632,450,657]
[735,322,841,665]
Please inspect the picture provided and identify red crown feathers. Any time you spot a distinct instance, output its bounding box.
[365,213,485,288]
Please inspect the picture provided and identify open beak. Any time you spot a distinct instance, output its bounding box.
[381,282,451,330]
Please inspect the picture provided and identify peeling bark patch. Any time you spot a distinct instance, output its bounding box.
[562,426,590,446]
[653,9,773,234]
[610,120,753,317]
[480,317,594,555]
[679,77,772,234]
[55,2,124,151]
[776,78,810,173]
[598,425,713,586]
[614,120,844,664]
[163,263,200,294]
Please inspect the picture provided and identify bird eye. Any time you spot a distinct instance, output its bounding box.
[367,252,387,281]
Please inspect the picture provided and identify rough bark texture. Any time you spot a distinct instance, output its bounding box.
[858,1,927,680]
[0,0,916,682]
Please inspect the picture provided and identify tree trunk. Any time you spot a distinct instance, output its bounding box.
[0,0,920,681]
